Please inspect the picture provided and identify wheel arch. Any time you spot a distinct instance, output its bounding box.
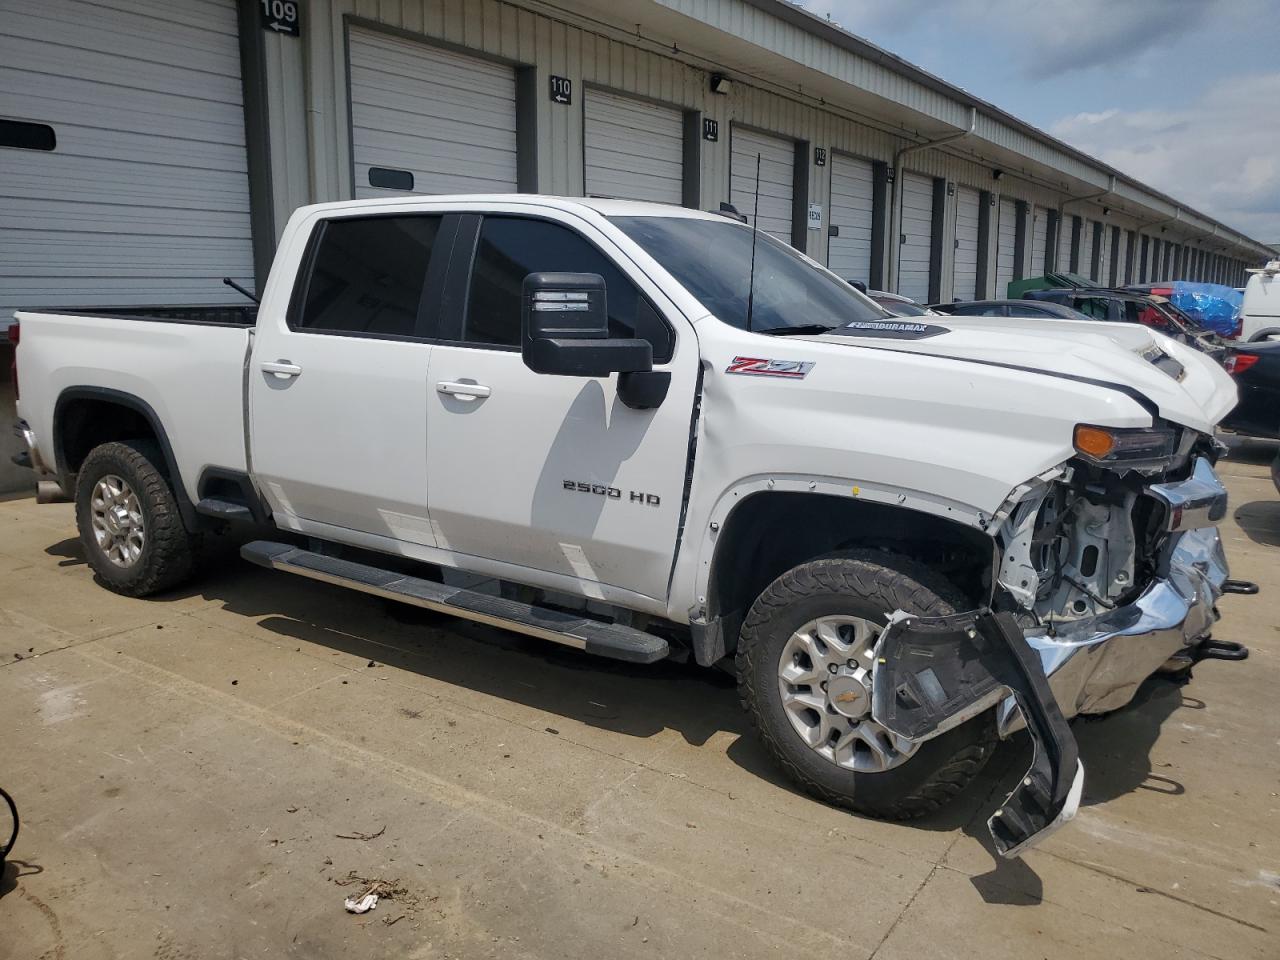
[692,488,995,666]
[53,386,197,528]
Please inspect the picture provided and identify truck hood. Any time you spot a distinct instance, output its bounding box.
[807,315,1237,434]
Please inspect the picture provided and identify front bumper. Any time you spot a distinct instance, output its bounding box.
[999,475,1230,737]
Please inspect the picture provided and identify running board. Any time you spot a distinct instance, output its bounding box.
[239,541,670,664]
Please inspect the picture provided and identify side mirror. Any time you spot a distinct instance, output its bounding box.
[522,273,652,377]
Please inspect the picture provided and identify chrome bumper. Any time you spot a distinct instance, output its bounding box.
[12,419,50,473]
[999,464,1231,737]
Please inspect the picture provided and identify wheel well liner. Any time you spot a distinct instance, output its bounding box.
[696,491,994,666]
[53,387,196,528]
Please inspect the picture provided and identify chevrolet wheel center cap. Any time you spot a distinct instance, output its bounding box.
[827,673,871,718]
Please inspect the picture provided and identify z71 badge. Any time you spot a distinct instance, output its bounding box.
[725,357,815,379]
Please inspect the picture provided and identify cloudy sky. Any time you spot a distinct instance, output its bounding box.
[796,0,1280,244]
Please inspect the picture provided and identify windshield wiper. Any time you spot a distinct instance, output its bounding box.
[757,323,842,336]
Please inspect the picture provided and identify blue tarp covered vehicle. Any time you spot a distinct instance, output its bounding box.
[1164,282,1242,338]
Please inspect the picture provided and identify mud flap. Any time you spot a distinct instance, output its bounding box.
[870,609,1084,859]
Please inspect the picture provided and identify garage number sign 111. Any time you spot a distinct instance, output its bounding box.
[259,0,300,36]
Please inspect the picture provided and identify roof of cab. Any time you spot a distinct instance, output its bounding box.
[296,194,729,222]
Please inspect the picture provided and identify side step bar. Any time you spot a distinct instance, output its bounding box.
[240,541,670,664]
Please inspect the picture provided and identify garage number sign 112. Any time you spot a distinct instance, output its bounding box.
[259,0,300,36]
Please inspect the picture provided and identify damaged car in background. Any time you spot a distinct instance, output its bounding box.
[10,197,1256,858]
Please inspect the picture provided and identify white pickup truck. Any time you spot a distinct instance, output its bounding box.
[11,195,1255,856]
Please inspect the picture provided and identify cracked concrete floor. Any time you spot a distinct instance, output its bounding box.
[1,441,1278,959]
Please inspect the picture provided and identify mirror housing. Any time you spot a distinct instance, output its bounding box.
[522,273,652,377]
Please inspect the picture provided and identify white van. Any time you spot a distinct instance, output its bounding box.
[1240,260,1280,341]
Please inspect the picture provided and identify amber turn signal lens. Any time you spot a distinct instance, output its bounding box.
[1073,425,1116,459]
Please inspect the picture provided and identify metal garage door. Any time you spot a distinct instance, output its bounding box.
[731,127,794,243]
[952,186,981,301]
[1080,220,1096,280]
[348,27,517,199]
[0,0,253,321]
[1097,226,1112,284]
[995,198,1016,296]
[827,154,875,284]
[584,90,683,204]
[1058,216,1074,273]
[1030,206,1048,277]
[897,172,933,302]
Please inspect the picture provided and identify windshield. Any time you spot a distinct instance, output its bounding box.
[611,215,890,333]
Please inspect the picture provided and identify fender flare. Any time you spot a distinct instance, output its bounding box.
[52,386,197,528]
[1247,327,1280,343]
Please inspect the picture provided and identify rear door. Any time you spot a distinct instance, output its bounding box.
[249,210,448,544]
[422,209,699,604]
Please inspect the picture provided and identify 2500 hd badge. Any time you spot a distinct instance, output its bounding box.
[563,480,661,506]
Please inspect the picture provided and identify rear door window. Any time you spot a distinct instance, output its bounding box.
[292,215,442,338]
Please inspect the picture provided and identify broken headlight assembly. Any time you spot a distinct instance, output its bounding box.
[1073,424,1177,469]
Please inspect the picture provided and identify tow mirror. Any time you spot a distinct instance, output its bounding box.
[521,273,652,378]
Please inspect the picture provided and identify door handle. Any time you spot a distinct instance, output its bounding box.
[261,360,302,378]
[437,381,491,399]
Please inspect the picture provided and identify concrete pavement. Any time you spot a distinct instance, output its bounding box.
[1,442,1277,959]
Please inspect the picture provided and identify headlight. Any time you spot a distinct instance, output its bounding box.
[1073,424,1177,466]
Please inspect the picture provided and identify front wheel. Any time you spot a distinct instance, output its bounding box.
[736,551,997,820]
[75,440,198,597]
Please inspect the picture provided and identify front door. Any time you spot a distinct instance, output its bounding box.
[249,211,448,545]
[424,212,698,603]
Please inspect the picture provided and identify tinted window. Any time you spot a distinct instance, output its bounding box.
[1074,297,1110,320]
[464,217,671,359]
[611,215,888,333]
[296,215,441,337]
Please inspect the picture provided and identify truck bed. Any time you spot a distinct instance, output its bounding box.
[14,305,254,503]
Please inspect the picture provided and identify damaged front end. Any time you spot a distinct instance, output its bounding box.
[872,425,1254,857]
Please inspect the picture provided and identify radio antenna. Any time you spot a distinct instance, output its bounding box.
[746,152,761,333]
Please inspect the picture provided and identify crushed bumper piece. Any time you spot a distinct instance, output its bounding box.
[871,608,1083,858]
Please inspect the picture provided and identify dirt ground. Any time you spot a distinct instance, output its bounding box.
[1,440,1278,960]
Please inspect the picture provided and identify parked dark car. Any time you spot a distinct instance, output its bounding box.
[845,281,932,317]
[930,299,1094,321]
[1024,288,1224,357]
[1220,341,1280,440]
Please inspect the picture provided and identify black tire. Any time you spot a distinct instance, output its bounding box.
[75,440,197,597]
[736,550,997,820]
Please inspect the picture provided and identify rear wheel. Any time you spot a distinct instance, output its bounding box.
[75,440,197,597]
[737,551,997,819]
